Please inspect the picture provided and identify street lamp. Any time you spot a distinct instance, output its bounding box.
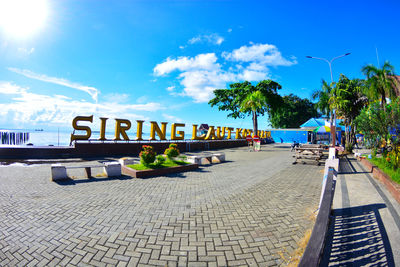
[306,52,351,148]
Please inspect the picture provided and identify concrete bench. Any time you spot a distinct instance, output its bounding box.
[51,162,121,181]
[186,153,225,165]
[212,153,225,163]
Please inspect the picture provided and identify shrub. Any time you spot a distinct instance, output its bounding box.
[155,155,166,166]
[139,145,156,165]
[164,143,180,159]
[372,148,377,157]
[387,150,400,170]
[178,155,187,161]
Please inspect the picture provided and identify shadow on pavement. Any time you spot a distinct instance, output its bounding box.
[321,203,394,266]
[54,175,133,185]
[163,167,211,179]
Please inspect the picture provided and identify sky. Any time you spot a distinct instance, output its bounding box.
[0,0,399,134]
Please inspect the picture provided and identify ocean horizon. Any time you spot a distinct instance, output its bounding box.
[0,129,155,147]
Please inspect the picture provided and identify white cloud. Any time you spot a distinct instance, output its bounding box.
[103,93,130,103]
[179,70,235,103]
[222,43,297,66]
[215,37,224,45]
[188,36,201,44]
[162,114,183,123]
[154,53,219,76]
[17,47,35,55]
[227,28,232,33]
[237,62,270,81]
[188,33,224,46]
[238,70,269,81]
[0,82,163,127]
[0,81,27,94]
[167,87,185,98]
[154,53,234,102]
[248,62,268,71]
[126,102,164,111]
[8,67,99,102]
[154,43,296,103]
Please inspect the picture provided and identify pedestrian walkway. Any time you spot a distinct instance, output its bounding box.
[321,155,400,265]
[0,144,323,266]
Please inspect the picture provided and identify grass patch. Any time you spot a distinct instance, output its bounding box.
[127,160,189,170]
[368,157,400,184]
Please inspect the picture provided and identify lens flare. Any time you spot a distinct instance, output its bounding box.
[0,0,48,39]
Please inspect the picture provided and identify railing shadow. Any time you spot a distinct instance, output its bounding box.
[339,156,371,174]
[320,203,394,266]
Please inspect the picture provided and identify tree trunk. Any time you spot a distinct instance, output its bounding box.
[253,111,258,136]
[381,94,386,110]
[330,112,334,145]
[345,124,349,145]
[352,126,358,148]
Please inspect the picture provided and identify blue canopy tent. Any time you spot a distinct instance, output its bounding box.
[300,118,326,128]
[300,118,344,145]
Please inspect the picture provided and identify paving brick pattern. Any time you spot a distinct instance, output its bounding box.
[0,145,322,266]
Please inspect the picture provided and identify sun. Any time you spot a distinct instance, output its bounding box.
[0,0,48,39]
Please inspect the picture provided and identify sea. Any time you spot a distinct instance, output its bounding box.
[0,129,152,147]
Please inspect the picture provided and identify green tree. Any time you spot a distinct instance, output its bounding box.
[209,80,282,133]
[268,94,319,128]
[354,103,388,148]
[355,100,400,168]
[329,74,367,148]
[361,61,396,109]
[240,91,267,134]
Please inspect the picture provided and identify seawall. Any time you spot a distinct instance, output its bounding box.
[0,139,259,159]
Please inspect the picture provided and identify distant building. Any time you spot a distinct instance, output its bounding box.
[267,117,344,144]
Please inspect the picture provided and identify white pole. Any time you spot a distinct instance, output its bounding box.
[306,53,351,151]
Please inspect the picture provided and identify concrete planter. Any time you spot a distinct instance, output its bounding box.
[359,157,400,204]
[118,157,137,166]
[121,163,199,178]
[103,162,122,177]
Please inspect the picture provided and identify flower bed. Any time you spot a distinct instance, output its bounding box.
[123,143,198,178]
[368,156,400,184]
[121,162,198,178]
[358,157,400,204]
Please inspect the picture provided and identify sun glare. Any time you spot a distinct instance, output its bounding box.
[0,0,48,39]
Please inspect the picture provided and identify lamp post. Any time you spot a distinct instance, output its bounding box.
[306,52,351,148]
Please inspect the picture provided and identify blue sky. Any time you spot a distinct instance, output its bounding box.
[0,0,399,134]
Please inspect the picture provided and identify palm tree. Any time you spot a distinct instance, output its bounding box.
[240,91,267,135]
[329,75,367,148]
[361,61,396,109]
[312,79,336,145]
[312,79,333,118]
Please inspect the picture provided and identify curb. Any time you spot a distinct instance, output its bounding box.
[358,157,400,204]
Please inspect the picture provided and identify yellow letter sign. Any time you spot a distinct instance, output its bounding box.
[71,115,93,142]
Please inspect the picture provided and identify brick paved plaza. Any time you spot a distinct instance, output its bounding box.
[0,144,323,266]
